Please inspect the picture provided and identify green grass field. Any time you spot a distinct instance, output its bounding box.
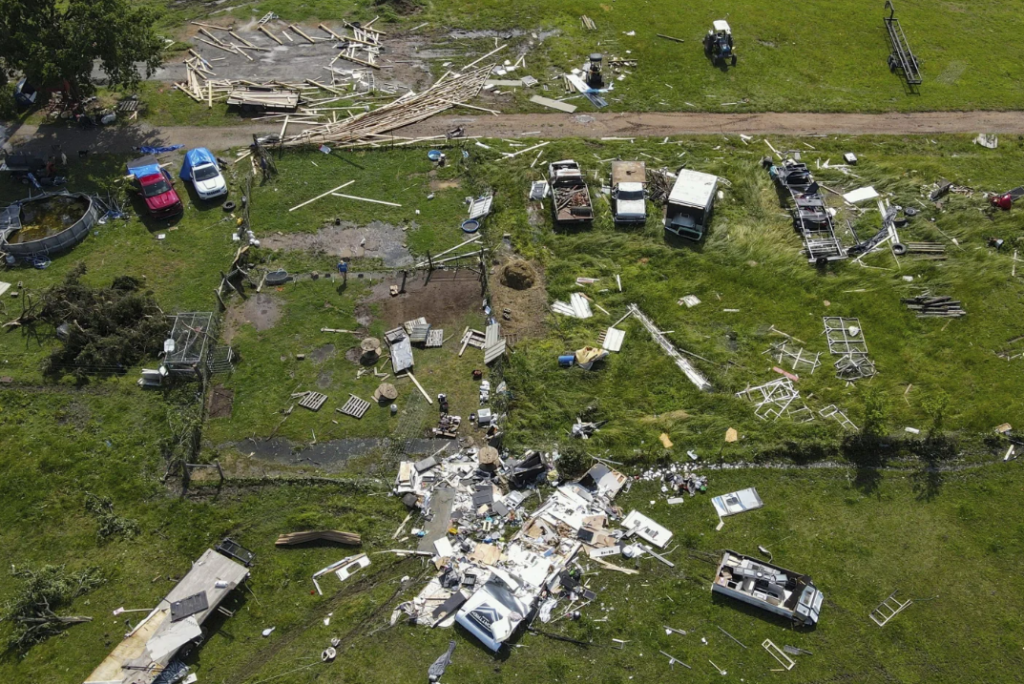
[133,0,1024,118]
[2,133,1024,683]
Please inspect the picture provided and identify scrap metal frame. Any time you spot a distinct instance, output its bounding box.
[765,341,821,374]
[819,404,859,431]
[823,317,875,380]
[869,589,913,627]
[771,159,847,264]
[884,1,922,87]
[735,378,803,422]
[762,639,796,671]
[165,312,216,375]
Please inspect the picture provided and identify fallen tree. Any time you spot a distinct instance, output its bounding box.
[31,264,166,378]
[1,565,104,648]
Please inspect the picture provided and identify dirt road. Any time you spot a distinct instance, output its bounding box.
[6,110,1024,154]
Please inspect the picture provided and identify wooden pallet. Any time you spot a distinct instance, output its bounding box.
[337,394,371,419]
[298,391,328,411]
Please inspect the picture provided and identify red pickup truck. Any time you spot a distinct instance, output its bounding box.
[127,157,183,220]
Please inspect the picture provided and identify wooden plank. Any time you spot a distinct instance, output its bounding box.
[402,371,433,404]
[258,25,283,44]
[530,95,576,113]
[289,180,355,212]
[289,24,317,44]
[330,192,402,207]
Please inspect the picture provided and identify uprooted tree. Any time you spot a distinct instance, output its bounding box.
[1,565,104,648]
[0,0,163,99]
[31,263,167,377]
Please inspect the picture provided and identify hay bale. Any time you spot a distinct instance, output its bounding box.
[501,260,536,290]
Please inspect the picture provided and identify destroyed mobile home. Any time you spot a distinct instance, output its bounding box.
[713,550,823,627]
[84,543,253,684]
[391,453,662,651]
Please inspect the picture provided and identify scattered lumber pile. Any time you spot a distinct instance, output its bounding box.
[190,23,270,62]
[276,530,362,546]
[902,295,966,318]
[178,18,389,111]
[276,67,491,150]
[177,52,312,109]
[324,21,385,69]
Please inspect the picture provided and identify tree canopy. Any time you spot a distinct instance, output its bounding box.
[0,0,163,97]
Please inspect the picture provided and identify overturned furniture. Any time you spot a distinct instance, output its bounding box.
[713,550,823,627]
[84,548,250,684]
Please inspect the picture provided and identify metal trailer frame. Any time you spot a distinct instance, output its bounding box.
[884,1,922,86]
[768,159,846,264]
[165,312,216,375]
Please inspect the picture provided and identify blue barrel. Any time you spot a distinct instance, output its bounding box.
[461,219,480,233]
[558,355,575,367]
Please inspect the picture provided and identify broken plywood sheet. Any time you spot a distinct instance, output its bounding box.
[391,336,414,374]
[622,510,673,548]
[843,186,879,204]
[552,293,593,319]
[145,616,202,662]
[425,328,444,348]
[468,543,501,565]
[484,339,506,365]
[602,327,625,352]
[711,487,764,517]
[530,95,577,113]
[484,322,502,349]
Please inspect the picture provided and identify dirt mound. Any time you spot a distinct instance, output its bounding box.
[491,259,548,340]
[501,260,537,290]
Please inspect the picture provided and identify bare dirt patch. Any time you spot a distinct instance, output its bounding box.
[367,269,483,328]
[310,343,336,363]
[430,177,461,192]
[354,304,373,328]
[224,293,283,342]
[208,386,234,419]
[260,221,414,267]
[490,258,548,339]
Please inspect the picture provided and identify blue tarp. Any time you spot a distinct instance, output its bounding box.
[180,147,218,181]
[127,163,162,179]
[138,145,184,155]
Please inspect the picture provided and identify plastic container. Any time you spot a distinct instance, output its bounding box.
[461,219,480,233]
[558,355,575,367]
[427,150,443,162]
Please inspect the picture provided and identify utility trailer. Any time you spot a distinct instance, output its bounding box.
[713,550,823,627]
[549,160,593,225]
[883,1,922,86]
[610,160,647,225]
